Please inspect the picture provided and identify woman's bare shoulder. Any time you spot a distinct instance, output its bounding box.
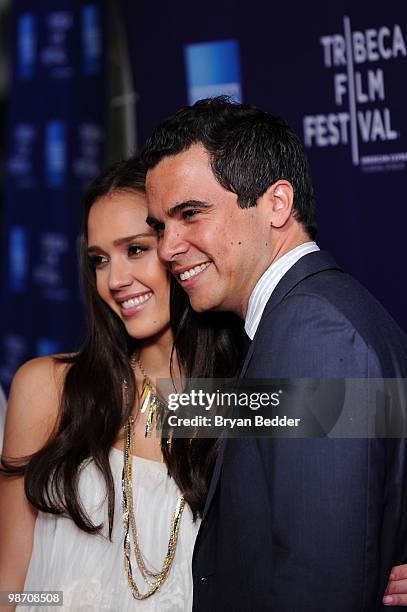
[3,354,75,458]
[12,353,72,386]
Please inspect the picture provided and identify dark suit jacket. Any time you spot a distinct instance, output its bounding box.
[192,251,407,611]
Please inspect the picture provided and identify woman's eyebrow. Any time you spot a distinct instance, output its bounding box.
[112,232,156,247]
[87,232,156,252]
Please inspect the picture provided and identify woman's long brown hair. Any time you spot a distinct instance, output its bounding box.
[1,157,244,537]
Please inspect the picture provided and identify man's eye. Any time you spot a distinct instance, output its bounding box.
[182,209,200,219]
[89,255,108,269]
[147,218,165,235]
[128,245,146,257]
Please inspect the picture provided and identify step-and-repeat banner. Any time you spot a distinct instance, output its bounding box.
[123,0,407,332]
[1,1,405,389]
[0,1,105,388]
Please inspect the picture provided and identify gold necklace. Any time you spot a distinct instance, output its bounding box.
[130,354,167,438]
[122,358,185,600]
[135,357,165,438]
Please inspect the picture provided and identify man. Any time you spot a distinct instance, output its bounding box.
[143,97,407,611]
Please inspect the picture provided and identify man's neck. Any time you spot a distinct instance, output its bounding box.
[239,230,312,319]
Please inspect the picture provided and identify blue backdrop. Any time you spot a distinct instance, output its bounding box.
[1,1,406,390]
[0,0,105,388]
[123,0,407,333]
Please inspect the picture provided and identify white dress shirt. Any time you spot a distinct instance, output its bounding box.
[244,242,320,340]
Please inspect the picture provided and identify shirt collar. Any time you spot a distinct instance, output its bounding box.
[244,242,320,340]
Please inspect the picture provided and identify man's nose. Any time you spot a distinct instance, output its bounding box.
[108,258,133,291]
[158,225,188,263]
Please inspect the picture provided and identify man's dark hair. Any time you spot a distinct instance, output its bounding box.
[142,96,317,239]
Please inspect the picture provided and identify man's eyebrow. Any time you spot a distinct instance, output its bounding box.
[87,233,155,252]
[146,200,211,230]
[168,200,211,218]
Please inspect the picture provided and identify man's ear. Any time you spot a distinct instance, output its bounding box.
[260,180,294,228]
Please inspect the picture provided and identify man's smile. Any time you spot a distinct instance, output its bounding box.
[172,261,212,284]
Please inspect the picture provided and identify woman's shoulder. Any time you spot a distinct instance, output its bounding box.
[13,353,72,385]
[3,354,75,458]
[11,354,74,409]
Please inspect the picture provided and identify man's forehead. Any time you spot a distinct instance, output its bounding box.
[147,144,212,186]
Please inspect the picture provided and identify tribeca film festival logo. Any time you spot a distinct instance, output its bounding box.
[303,17,407,172]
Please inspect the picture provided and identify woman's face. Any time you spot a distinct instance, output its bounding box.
[87,189,171,342]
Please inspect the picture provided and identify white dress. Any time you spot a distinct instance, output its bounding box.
[23,448,200,611]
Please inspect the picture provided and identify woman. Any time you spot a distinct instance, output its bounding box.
[0,157,242,611]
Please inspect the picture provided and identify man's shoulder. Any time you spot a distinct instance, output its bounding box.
[289,268,404,343]
[291,266,376,307]
[254,268,407,377]
[259,250,381,333]
[263,262,399,336]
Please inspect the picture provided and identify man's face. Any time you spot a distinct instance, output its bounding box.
[146,144,272,316]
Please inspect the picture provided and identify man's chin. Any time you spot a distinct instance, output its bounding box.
[188,293,225,313]
[189,299,212,313]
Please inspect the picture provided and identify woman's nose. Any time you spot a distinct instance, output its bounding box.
[108,259,133,291]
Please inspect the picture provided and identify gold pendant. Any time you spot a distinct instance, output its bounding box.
[140,381,152,416]
[145,397,158,437]
[139,379,158,437]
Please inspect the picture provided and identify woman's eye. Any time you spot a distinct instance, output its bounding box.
[128,245,146,257]
[89,255,108,269]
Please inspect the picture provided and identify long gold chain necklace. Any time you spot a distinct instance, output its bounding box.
[122,356,185,600]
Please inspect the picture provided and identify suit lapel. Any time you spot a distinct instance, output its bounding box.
[240,250,342,377]
[202,437,227,518]
[201,251,342,519]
